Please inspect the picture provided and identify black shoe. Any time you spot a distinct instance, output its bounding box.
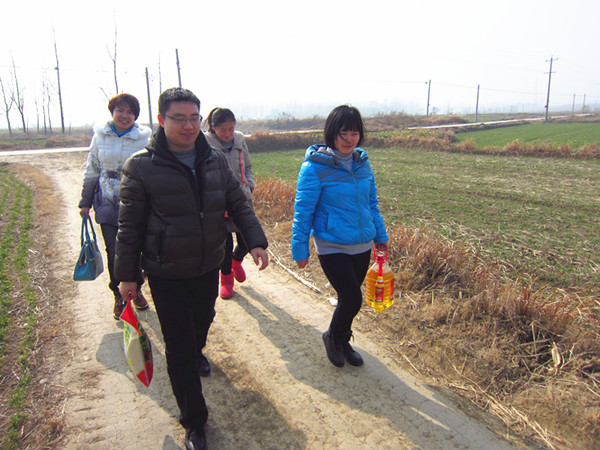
[322,330,344,367]
[198,352,211,377]
[185,428,207,450]
[342,331,364,366]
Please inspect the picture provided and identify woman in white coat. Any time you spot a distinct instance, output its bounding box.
[78,93,151,319]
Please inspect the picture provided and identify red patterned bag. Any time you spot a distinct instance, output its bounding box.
[121,300,153,387]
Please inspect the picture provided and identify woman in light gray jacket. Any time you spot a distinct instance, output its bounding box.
[204,107,255,299]
[79,93,151,319]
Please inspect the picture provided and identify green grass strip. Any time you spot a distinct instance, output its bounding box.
[0,174,21,355]
[456,122,600,149]
[0,169,37,449]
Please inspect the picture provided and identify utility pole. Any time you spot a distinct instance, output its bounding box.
[145,67,153,130]
[176,49,182,87]
[475,84,480,122]
[426,80,431,116]
[572,94,576,114]
[582,94,587,112]
[544,56,557,121]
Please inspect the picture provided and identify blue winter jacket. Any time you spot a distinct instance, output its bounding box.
[291,144,388,261]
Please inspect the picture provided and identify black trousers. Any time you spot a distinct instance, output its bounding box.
[100,223,143,295]
[220,232,249,275]
[318,250,372,334]
[147,269,219,431]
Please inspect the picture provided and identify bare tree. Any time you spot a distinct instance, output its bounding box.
[145,67,153,129]
[11,57,27,133]
[46,99,53,134]
[158,54,163,93]
[41,75,54,135]
[35,99,40,132]
[53,29,66,133]
[41,93,47,135]
[44,77,53,134]
[0,75,15,136]
[99,87,112,102]
[107,14,119,94]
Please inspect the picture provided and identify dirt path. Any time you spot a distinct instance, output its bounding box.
[1,150,519,449]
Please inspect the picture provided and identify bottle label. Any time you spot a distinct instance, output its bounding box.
[375,277,384,302]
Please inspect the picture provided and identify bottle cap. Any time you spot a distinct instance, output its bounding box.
[375,251,387,263]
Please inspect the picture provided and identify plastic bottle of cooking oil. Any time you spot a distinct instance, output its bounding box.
[365,251,395,313]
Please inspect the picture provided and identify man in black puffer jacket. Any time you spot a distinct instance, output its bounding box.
[115,88,268,450]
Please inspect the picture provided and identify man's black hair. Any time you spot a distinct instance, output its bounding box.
[158,87,201,116]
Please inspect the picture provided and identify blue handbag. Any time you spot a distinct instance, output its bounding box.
[73,215,104,281]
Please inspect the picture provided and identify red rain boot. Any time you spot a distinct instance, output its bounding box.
[232,258,246,283]
[220,272,235,299]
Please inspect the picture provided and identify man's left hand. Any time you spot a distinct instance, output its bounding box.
[250,247,269,270]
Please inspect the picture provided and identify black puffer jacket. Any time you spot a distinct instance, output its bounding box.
[115,127,267,281]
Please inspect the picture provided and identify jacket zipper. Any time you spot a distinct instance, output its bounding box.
[152,153,207,268]
[191,166,206,269]
[350,166,365,242]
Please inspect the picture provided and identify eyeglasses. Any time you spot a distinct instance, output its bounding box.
[165,114,202,125]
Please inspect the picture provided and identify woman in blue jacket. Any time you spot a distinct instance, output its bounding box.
[292,105,389,367]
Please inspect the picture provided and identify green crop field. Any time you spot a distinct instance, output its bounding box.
[251,144,600,295]
[0,168,37,447]
[455,122,600,148]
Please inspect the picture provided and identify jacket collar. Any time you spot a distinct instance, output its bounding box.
[97,121,149,140]
[148,127,213,166]
[305,144,368,167]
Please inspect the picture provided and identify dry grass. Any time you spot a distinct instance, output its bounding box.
[242,115,600,160]
[238,112,468,134]
[368,131,600,159]
[252,176,297,219]
[0,133,91,151]
[246,132,321,153]
[253,176,600,449]
[0,164,72,448]
[244,127,599,160]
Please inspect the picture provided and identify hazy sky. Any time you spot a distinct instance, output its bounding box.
[1,0,599,128]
